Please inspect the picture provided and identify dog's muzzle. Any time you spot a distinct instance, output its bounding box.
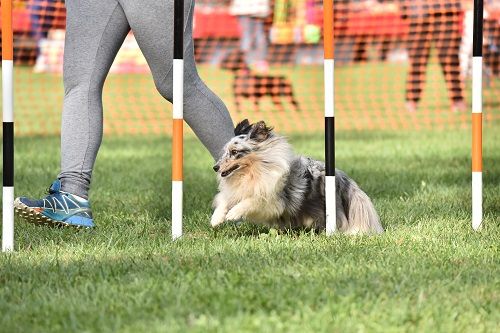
[220,164,239,177]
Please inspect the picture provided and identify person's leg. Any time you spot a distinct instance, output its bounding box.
[405,17,432,107]
[58,0,130,198]
[29,0,51,40]
[459,8,474,79]
[252,17,269,71]
[238,16,253,53]
[120,0,234,159]
[15,0,131,227]
[379,38,391,61]
[353,34,369,63]
[435,12,465,109]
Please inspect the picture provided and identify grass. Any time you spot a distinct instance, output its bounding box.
[2,53,499,331]
[1,128,499,332]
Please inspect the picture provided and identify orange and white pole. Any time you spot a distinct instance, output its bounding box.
[2,0,15,251]
[324,0,336,235]
[172,0,184,240]
[472,0,483,230]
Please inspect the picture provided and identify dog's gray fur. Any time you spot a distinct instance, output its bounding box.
[211,119,383,234]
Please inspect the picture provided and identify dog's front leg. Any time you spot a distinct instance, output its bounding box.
[211,195,229,227]
[225,199,255,221]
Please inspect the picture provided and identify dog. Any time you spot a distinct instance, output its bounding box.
[211,119,384,234]
[219,50,300,113]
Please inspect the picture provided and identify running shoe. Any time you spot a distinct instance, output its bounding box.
[14,180,95,228]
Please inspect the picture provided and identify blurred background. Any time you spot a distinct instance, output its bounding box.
[1,0,500,136]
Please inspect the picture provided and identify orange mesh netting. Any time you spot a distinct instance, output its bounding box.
[0,0,499,136]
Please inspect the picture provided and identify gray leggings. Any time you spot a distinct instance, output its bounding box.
[58,0,234,199]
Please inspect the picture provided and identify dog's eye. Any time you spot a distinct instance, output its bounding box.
[230,149,238,156]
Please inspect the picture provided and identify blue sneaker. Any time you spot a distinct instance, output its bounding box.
[14,180,95,228]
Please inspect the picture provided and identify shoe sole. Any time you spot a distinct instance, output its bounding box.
[14,198,93,229]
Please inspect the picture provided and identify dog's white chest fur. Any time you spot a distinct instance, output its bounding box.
[218,165,288,223]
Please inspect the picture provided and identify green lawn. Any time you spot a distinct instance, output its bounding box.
[1,128,499,332]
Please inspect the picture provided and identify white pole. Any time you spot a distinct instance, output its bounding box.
[324,0,336,235]
[2,0,15,252]
[472,0,483,231]
[172,0,184,240]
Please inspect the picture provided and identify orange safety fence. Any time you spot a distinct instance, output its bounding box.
[0,0,499,136]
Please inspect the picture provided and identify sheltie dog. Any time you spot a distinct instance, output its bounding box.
[211,119,383,234]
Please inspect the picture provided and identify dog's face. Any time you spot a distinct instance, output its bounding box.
[219,50,249,72]
[213,119,273,178]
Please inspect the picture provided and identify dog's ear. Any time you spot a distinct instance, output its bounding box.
[234,119,252,136]
[250,121,273,142]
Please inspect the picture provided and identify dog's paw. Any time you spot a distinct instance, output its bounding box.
[225,207,244,221]
[210,210,226,228]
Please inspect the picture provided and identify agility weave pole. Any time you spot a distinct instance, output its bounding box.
[324,0,335,235]
[172,0,184,240]
[472,0,483,231]
[2,0,14,252]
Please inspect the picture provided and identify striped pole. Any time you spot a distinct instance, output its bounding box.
[2,0,14,251]
[324,0,336,235]
[172,0,184,240]
[472,0,483,231]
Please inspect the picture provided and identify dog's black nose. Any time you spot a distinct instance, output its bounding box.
[213,165,220,172]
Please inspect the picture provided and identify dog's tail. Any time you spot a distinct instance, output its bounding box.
[337,172,384,234]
